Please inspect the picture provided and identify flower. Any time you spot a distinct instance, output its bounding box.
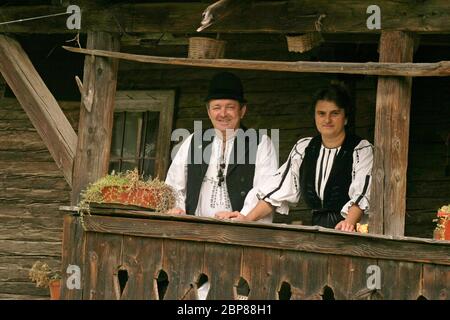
[79,168,177,212]
[29,261,61,288]
[438,205,450,214]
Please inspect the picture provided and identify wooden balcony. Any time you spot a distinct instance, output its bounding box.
[60,207,449,300]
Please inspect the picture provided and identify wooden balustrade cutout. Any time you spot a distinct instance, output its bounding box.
[155,269,169,300]
[196,273,210,300]
[117,268,129,298]
[278,281,292,300]
[234,277,250,300]
[321,285,335,300]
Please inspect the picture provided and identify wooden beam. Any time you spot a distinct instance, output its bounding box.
[2,1,450,34]
[63,46,450,77]
[370,31,414,236]
[71,32,119,205]
[0,35,77,187]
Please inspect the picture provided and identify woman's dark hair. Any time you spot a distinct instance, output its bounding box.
[312,83,353,120]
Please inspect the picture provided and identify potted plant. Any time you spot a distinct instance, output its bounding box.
[434,204,450,240]
[80,168,177,212]
[29,261,61,300]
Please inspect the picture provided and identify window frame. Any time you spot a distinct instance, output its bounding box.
[113,90,175,180]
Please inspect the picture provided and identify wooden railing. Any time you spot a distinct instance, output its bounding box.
[60,209,449,300]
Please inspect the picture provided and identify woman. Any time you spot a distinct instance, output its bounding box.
[216,83,373,231]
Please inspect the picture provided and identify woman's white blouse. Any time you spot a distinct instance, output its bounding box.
[257,137,374,218]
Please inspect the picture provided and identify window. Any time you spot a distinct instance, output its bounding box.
[109,90,175,180]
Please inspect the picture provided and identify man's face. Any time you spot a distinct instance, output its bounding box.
[314,100,347,138]
[207,99,246,134]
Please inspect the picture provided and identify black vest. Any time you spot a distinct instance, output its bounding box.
[185,129,259,215]
[299,133,362,213]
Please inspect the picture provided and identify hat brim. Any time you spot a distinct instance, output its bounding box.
[205,94,247,103]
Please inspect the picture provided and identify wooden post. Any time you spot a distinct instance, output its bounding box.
[370,31,414,236]
[71,31,120,205]
[0,35,77,186]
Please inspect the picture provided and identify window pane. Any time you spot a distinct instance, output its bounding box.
[109,161,120,174]
[142,159,155,180]
[144,112,160,158]
[123,112,142,158]
[122,161,139,172]
[110,113,124,157]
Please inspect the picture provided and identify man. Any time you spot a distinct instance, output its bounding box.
[165,71,278,223]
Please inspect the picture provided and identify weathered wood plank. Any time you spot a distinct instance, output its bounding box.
[120,236,163,300]
[422,264,449,300]
[82,232,122,300]
[0,187,70,203]
[0,293,48,300]
[64,46,450,77]
[279,251,328,300]
[241,247,280,299]
[0,239,61,257]
[0,176,68,191]
[3,1,450,34]
[61,215,84,300]
[0,150,53,162]
[0,216,63,241]
[0,281,49,296]
[0,35,77,186]
[0,255,60,283]
[0,161,63,175]
[71,31,120,205]
[203,244,242,300]
[81,215,450,265]
[377,260,423,300]
[328,256,379,300]
[162,239,204,300]
[0,131,50,151]
[0,203,62,218]
[370,31,414,236]
[155,91,174,180]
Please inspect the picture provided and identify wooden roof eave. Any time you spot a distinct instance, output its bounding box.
[2,1,450,34]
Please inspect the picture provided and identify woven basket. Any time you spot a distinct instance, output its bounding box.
[286,32,323,53]
[188,37,226,59]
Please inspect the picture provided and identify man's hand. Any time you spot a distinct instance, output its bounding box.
[335,219,356,232]
[335,204,363,232]
[215,211,247,221]
[167,207,186,215]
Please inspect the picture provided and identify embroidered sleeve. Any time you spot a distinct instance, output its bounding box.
[256,138,312,215]
[340,140,374,217]
[240,135,279,221]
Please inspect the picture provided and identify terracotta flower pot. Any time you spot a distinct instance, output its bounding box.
[434,211,450,240]
[49,279,61,300]
[101,186,158,209]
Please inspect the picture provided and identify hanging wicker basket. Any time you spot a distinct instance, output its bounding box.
[286,32,324,53]
[188,37,226,59]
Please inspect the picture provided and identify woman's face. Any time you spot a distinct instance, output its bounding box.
[314,100,347,139]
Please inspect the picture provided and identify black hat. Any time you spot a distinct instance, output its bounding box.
[204,72,246,103]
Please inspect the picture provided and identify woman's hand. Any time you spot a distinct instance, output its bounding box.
[215,211,247,221]
[335,219,356,232]
[167,207,186,214]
